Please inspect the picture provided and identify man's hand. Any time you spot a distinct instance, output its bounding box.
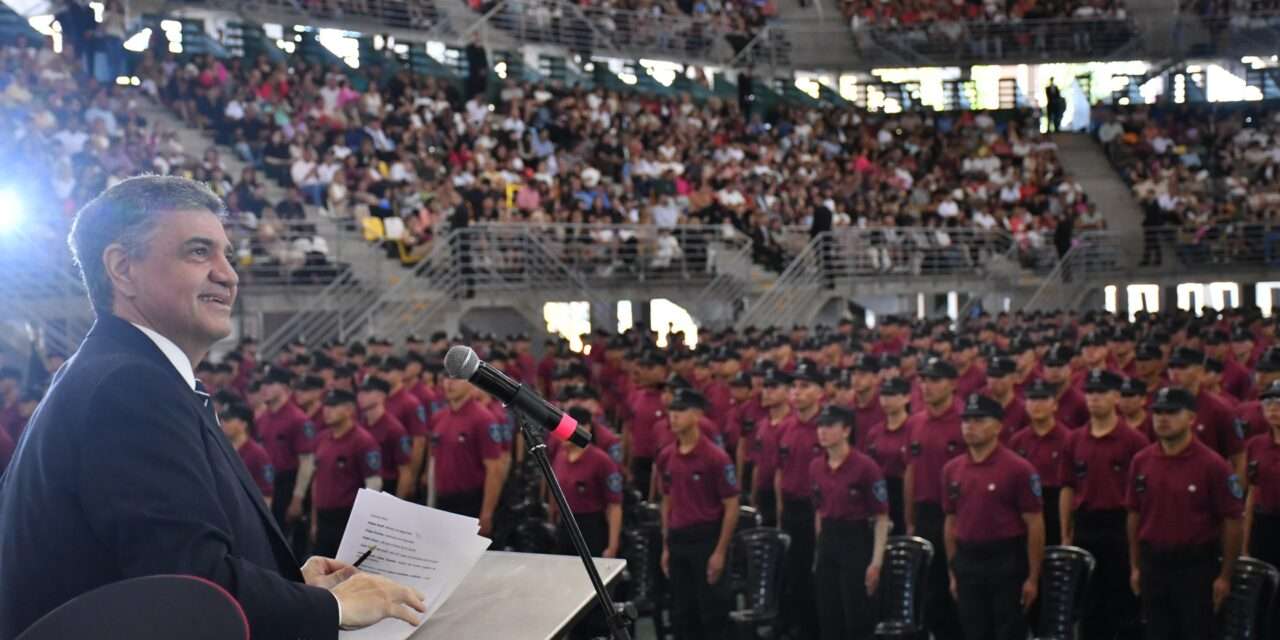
[865,563,881,595]
[603,545,619,559]
[1021,577,1038,610]
[301,557,357,590]
[479,513,493,537]
[287,496,304,522]
[1213,575,1231,612]
[661,547,670,577]
[949,571,958,601]
[331,573,427,629]
[1130,567,1141,596]
[706,549,726,584]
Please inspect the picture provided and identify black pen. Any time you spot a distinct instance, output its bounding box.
[353,545,377,568]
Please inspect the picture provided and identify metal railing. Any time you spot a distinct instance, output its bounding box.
[229,0,452,37]
[224,218,394,290]
[0,231,93,358]
[735,231,827,330]
[850,16,1140,66]
[1019,232,1122,312]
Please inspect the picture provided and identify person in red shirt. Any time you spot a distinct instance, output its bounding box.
[1060,368,1148,640]
[623,353,668,493]
[951,337,986,397]
[1118,377,1152,439]
[310,389,383,558]
[293,375,327,428]
[724,372,758,475]
[257,367,318,552]
[850,356,884,447]
[1109,327,1139,377]
[657,387,739,640]
[550,406,623,558]
[1009,379,1068,547]
[747,368,792,527]
[810,405,891,640]
[775,359,826,640]
[865,377,912,535]
[652,386,725,498]
[380,356,430,502]
[1042,346,1089,428]
[429,376,508,535]
[985,355,1028,440]
[1131,341,1168,394]
[703,348,739,432]
[220,402,274,505]
[356,377,413,498]
[510,334,537,386]
[1243,380,1280,634]
[1205,329,1253,401]
[1127,387,1244,640]
[943,393,1044,640]
[1167,347,1245,473]
[904,356,964,640]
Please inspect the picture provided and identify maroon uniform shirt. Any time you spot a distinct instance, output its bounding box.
[1245,434,1280,514]
[703,380,733,431]
[430,399,504,496]
[515,352,537,386]
[809,449,889,522]
[777,411,823,499]
[853,392,885,449]
[1127,439,1243,550]
[992,393,1029,441]
[410,382,443,417]
[1238,401,1268,438]
[1056,387,1090,429]
[387,388,429,439]
[750,412,789,491]
[236,438,275,499]
[365,412,411,483]
[312,426,381,510]
[1060,423,1149,512]
[626,387,668,460]
[943,446,1043,542]
[906,400,965,505]
[480,401,515,452]
[552,446,624,515]
[864,418,911,479]
[1192,389,1246,460]
[1222,359,1253,401]
[954,363,987,397]
[656,415,723,454]
[1008,422,1070,487]
[257,401,316,472]
[547,423,624,469]
[656,434,738,530]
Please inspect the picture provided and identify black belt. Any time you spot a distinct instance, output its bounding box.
[1074,508,1127,530]
[668,522,721,544]
[957,536,1026,557]
[821,518,873,534]
[1140,542,1219,567]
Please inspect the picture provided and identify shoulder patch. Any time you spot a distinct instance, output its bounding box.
[488,423,504,444]
[1229,473,1244,501]
[724,464,738,488]
[872,479,888,504]
[302,421,316,440]
[417,405,428,424]
[366,450,382,472]
[607,472,624,494]
[1030,473,1043,499]
[1233,419,1247,441]
[400,435,413,455]
[608,443,624,464]
[262,463,275,485]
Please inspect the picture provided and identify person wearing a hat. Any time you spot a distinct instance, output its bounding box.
[310,389,383,558]
[1204,330,1253,401]
[775,359,828,640]
[943,393,1045,640]
[951,338,986,397]
[1042,346,1089,429]
[1109,327,1139,378]
[257,367,319,554]
[1166,347,1245,471]
[510,334,537,387]
[356,376,413,499]
[293,375,328,428]
[1131,341,1168,393]
[850,356,885,448]
[810,405,891,640]
[903,355,964,640]
[377,356,431,501]
[1060,369,1149,640]
[555,386,624,468]
[656,386,740,640]
[1118,377,1153,439]
[1075,332,1113,380]
[1009,380,1069,547]
[550,406,623,562]
[651,388,725,499]
[747,369,793,527]
[724,371,759,475]
[701,349,739,436]
[623,352,670,495]
[1126,386,1244,640]
[1201,358,1240,411]
[429,373,509,536]
[220,402,274,505]
[1242,380,1280,634]
[984,355,1028,440]
[864,377,913,535]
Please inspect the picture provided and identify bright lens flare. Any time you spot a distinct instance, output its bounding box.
[0,190,22,233]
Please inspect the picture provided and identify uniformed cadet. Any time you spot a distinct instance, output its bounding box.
[1117,377,1152,439]
[256,367,317,552]
[429,376,509,536]
[310,389,383,558]
[553,385,624,468]
[864,376,912,535]
[944,393,1044,640]
[1243,379,1280,634]
[722,371,755,469]
[624,352,669,493]
[1166,347,1246,472]
[1060,367,1148,640]
[356,376,413,498]
[775,359,827,640]
[1009,379,1068,547]
[952,337,987,397]
[380,357,430,500]
[550,406,624,558]
[294,375,327,428]
[850,356,884,447]
[748,368,793,526]
[220,402,274,505]
[810,405,891,640]
[984,355,1028,439]
[657,388,740,640]
[904,356,964,640]
[1127,386,1244,640]
[1042,346,1090,428]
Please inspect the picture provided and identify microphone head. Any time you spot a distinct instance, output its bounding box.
[444,345,481,380]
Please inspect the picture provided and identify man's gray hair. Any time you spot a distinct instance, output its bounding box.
[68,175,227,315]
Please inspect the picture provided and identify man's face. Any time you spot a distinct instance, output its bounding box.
[762,383,788,408]
[1168,364,1201,389]
[1084,390,1119,419]
[357,389,382,413]
[383,368,404,388]
[1152,408,1194,442]
[816,423,849,449]
[792,380,823,411]
[922,376,954,406]
[443,378,471,403]
[1118,393,1145,416]
[852,371,877,394]
[1083,345,1108,366]
[879,392,909,414]
[323,402,353,427]
[670,407,699,433]
[220,416,246,440]
[1025,396,1056,422]
[264,381,289,405]
[987,373,1013,396]
[298,387,323,407]
[112,209,238,355]
[1263,398,1280,428]
[1042,364,1070,385]
[961,417,1000,447]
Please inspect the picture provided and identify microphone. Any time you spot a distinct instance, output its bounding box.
[444,345,592,448]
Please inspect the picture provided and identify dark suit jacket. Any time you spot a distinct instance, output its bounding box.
[0,315,338,639]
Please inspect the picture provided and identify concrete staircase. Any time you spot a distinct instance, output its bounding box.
[1052,132,1144,265]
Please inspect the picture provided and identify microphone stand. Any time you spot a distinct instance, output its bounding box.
[513,405,635,640]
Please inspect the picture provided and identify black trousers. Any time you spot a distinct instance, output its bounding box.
[1074,510,1141,640]
[668,523,731,640]
[437,489,483,519]
[885,475,905,536]
[953,537,1028,640]
[1042,486,1062,547]
[556,511,609,557]
[754,487,777,527]
[780,498,818,638]
[270,468,310,558]
[630,456,653,500]
[1139,543,1220,640]
[1251,513,1280,636]
[916,501,963,640]
[815,520,876,640]
[313,507,352,558]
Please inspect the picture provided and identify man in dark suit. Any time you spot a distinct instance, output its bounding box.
[0,176,426,639]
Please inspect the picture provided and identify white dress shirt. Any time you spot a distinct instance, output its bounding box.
[129,323,195,391]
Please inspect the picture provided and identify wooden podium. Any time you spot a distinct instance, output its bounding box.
[409,551,628,640]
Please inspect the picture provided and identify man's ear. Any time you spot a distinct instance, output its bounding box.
[102,243,139,301]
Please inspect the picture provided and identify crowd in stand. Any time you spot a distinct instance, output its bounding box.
[1095,102,1280,267]
[6,305,1280,639]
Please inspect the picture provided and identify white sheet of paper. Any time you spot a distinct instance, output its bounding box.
[335,489,491,640]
